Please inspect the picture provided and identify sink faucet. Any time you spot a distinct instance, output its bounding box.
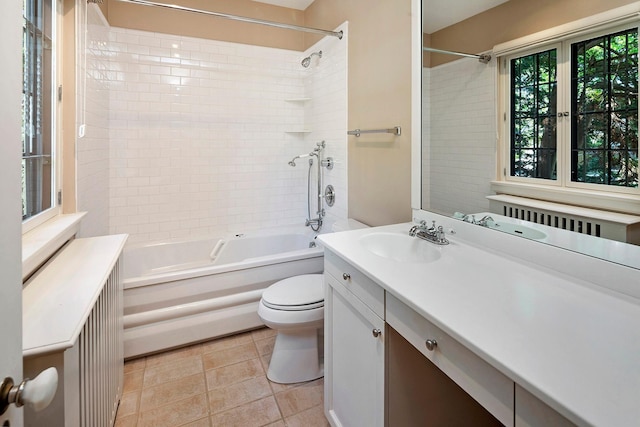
[477,215,495,227]
[409,220,449,245]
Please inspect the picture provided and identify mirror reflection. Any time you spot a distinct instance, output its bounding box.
[421,0,640,268]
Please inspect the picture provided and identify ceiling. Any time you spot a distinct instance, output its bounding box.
[252,0,510,33]
[423,0,510,33]
[252,0,315,10]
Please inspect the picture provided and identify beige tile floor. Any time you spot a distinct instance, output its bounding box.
[115,328,329,427]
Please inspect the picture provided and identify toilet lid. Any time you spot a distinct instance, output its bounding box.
[262,274,324,311]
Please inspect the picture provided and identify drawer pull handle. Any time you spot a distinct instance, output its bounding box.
[425,339,437,351]
[342,273,351,281]
[372,328,382,338]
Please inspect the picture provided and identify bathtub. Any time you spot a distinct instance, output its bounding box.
[122,226,324,358]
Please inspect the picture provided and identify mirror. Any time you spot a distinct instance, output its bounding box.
[417,0,640,269]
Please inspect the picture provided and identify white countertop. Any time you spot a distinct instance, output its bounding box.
[23,234,128,358]
[318,222,640,427]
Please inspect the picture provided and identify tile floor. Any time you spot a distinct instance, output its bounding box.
[115,328,329,427]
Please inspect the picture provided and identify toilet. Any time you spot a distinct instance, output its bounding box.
[258,218,368,384]
[258,274,325,383]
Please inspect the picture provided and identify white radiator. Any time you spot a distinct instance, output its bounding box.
[79,258,124,427]
[487,195,640,244]
[23,235,127,427]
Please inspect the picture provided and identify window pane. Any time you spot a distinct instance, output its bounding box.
[571,28,639,188]
[22,0,54,220]
[510,48,558,180]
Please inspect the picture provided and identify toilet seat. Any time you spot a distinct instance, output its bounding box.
[261,274,324,311]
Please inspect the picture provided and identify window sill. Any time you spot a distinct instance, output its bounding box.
[490,181,640,215]
[22,212,86,281]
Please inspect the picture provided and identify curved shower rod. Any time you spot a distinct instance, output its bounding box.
[112,0,343,40]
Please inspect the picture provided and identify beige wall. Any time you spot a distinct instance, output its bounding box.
[105,0,305,50]
[305,0,414,226]
[428,0,639,67]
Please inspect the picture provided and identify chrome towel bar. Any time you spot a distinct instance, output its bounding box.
[347,126,401,137]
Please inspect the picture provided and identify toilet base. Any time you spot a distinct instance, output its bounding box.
[267,328,324,384]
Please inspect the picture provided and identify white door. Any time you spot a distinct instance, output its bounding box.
[0,0,26,425]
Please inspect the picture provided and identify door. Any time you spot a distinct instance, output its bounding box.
[0,0,26,425]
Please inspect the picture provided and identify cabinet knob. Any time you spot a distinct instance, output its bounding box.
[425,339,437,351]
[372,328,382,338]
[342,273,351,281]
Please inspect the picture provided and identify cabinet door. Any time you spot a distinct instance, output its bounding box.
[325,276,384,427]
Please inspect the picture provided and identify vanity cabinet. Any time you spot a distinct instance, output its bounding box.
[386,293,514,426]
[515,385,575,427]
[324,251,385,427]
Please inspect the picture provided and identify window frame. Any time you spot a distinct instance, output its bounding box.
[21,0,62,234]
[496,18,640,210]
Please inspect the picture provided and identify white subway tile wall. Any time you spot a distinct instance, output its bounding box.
[77,6,347,244]
[425,57,496,215]
[77,4,111,237]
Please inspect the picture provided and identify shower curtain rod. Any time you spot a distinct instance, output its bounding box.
[423,46,491,64]
[113,0,343,39]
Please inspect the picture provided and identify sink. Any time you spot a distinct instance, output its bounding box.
[486,222,547,240]
[359,232,442,263]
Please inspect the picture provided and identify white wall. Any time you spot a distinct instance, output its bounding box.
[76,8,347,244]
[76,4,111,237]
[424,57,497,216]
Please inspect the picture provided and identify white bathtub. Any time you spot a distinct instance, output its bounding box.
[122,226,324,358]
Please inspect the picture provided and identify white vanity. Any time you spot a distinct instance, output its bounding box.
[318,213,640,427]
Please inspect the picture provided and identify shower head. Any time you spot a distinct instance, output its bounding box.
[301,51,323,68]
[288,153,314,166]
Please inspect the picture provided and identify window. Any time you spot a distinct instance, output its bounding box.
[22,0,56,222]
[504,25,639,193]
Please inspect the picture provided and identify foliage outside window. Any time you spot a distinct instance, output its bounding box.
[572,29,638,187]
[22,0,55,221]
[507,27,639,191]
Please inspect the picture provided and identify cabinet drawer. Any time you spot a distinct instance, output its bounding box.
[324,250,384,318]
[387,293,514,427]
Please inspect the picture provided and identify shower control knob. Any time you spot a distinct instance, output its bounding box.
[342,273,351,281]
[0,367,58,415]
[425,339,438,351]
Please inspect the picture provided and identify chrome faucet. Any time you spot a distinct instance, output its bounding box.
[457,213,494,227]
[409,220,449,245]
[477,215,495,227]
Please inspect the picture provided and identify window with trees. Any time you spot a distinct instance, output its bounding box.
[505,26,638,192]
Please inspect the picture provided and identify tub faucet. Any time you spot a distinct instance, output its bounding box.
[409,220,449,245]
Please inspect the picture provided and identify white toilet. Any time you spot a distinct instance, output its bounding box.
[258,274,325,383]
[258,218,368,384]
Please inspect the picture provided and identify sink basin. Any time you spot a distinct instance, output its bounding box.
[359,232,442,263]
[486,222,547,240]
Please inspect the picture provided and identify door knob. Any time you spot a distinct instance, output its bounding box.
[425,339,438,351]
[0,367,58,415]
[372,328,382,338]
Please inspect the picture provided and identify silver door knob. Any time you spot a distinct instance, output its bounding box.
[425,339,438,351]
[372,328,382,338]
[0,367,58,415]
[342,273,351,280]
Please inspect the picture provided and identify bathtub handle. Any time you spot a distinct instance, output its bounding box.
[209,239,226,260]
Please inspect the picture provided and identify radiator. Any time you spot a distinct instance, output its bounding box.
[487,195,640,244]
[79,258,124,427]
[23,235,126,427]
